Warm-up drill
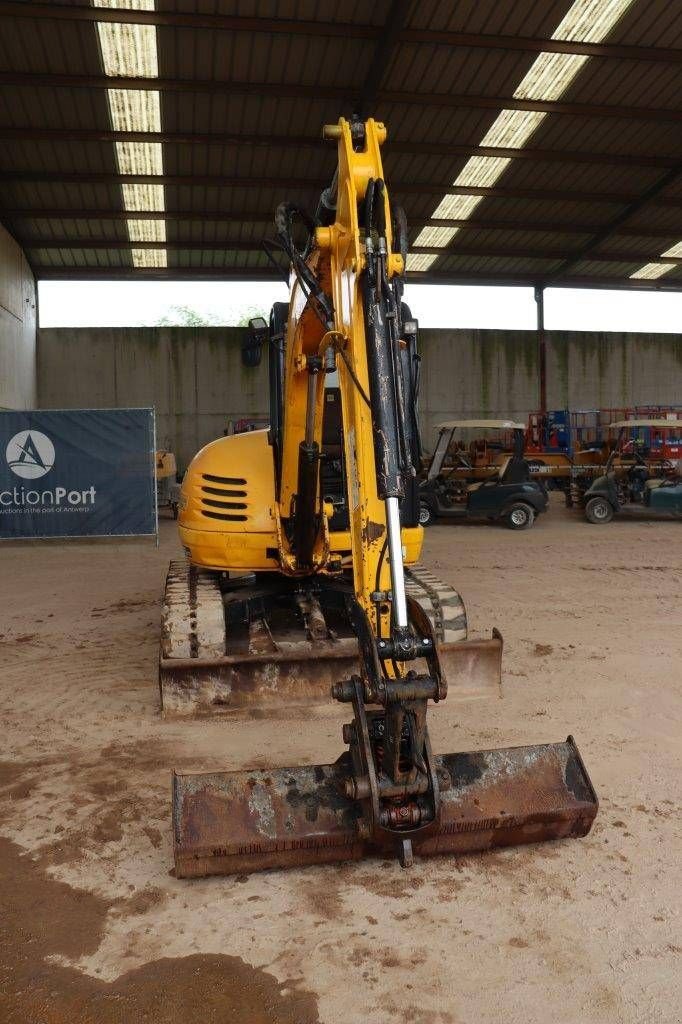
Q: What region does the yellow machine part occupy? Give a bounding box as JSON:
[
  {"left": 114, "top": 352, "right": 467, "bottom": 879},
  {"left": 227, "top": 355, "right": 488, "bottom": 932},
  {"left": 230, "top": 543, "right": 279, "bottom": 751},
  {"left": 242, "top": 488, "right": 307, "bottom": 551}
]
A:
[
  {"left": 178, "top": 428, "right": 423, "bottom": 573},
  {"left": 155, "top": 449, "right": 177, "bottom": 480}
]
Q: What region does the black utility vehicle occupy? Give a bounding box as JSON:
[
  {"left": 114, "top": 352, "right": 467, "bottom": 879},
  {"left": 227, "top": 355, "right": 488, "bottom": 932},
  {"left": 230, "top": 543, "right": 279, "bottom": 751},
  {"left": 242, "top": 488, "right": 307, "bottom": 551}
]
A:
[{"left": 419, "top": 420, "right": 548, "bottom": 530}]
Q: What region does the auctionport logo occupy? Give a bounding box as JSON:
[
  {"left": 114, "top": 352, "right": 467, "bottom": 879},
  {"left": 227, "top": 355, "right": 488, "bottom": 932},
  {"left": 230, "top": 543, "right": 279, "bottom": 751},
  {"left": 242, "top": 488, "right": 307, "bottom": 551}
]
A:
[
  {"left": 2, "top": 428, "right": 96, "bottom": 513},
  {"left": 5, "top": 430, "right": 55, "bottom": 479}
]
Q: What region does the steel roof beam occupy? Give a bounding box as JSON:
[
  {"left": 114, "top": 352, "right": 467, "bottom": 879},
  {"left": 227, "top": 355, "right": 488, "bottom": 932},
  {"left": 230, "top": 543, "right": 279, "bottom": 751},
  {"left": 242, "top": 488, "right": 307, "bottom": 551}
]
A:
[
  {"left": 25, "top": 239, "right": 279, "bottom": 252},
  {"left": 547, "top": 163, "right": 682, "bottom": 280},
  {"left": 2, "top": 71, "right": 682, "bottom": 123},
  {"left": 5, "top": 208, "right": 682, "bottom": 240},
  {"left": 0, "top": 125, "right": 676, "bottom": 170},
  {"left": 30, "top": 266, "right": 682, "bottom": 291},
  {"left": 3, "top": 2, "right": 682, "bottom": 64},
  {"left": 20, "top": 237, "right": 682, "bottom": 265},
  {"left": 409, "top": 272, "right": 682, "bottom": 292},
  {"left": 412, "top": 247, "right": 682, "bottom": 264},
  {"left": 32, "top": 267, "right": 285, "bottom": 281},
  {"left": 356, "top": 0, "right": 411, "bottom": 117},
  {"left": 6, "top": 171, "right": 682, "bottom": 207},
  {"left": 416, "top": 220, "right": 682, "bottom": 238}
]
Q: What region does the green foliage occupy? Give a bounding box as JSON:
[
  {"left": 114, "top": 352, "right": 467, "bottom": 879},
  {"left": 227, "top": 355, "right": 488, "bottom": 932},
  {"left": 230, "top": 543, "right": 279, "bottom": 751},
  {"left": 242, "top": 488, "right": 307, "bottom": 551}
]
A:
[
  {"left": 155, "top": 305, "right": 220, "bottom": 327},
  {"left": 153, "top": 303, "right": 269, "bottom": 327},
  {"left": 235, "top": 306, "right": 269, "bottom": 327}
]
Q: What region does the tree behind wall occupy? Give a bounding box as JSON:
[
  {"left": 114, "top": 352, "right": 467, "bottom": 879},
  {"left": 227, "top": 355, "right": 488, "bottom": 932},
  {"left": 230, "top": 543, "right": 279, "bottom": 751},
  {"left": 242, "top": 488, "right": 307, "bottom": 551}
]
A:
[
  {"left": 235, "top": 305, "right": 269, "bottom": 327},
  {"left": 155, "top": 305, "right": 220, "bottom": 327},
  {"left": 154, "top": 304, "right": 268, "bottom": 327}
]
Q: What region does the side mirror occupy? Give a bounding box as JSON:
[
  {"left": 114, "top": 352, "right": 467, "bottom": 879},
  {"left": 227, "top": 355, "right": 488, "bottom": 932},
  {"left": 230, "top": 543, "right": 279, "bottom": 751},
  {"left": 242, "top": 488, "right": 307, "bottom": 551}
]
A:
[{"left": 242, "top": 317, "right": 269, "bottom": 368}]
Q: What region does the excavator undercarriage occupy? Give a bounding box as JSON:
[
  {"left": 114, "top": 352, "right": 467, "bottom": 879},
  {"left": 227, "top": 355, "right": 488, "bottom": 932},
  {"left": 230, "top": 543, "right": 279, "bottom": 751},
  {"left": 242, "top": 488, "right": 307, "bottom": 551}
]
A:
[
  {"left": 166, "top": 116, "right": 597, "bottom": 877},
  {"left": 160, "top": 560, "right": 504, "bottom": 715}
]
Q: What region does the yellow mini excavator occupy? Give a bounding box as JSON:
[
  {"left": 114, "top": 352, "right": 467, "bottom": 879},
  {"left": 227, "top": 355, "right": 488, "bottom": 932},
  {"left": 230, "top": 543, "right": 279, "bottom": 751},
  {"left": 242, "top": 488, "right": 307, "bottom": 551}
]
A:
[{"left": 167, "top": 117, "right": 597, "bottom": 878}]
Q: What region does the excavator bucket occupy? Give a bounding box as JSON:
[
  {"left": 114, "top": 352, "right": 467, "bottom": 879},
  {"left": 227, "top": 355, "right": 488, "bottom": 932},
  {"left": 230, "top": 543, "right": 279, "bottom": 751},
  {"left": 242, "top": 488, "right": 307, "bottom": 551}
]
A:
[
  {"left": 173, "top": 736, "right": 597, "bottom": 878},
  {"left": 160, "top": 561, "right": 502, "bottom": 716}
]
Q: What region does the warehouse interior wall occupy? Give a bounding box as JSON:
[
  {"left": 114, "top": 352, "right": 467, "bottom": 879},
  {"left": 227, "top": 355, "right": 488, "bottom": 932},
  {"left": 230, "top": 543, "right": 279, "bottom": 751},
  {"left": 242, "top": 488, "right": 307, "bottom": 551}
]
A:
[
  {"left": 0, "top": 224, "right": 37, "bottom": 409},
  {"left": 419, "top": 328, "right": 682, "bottom": 443},
  {"left": 38, "top": 326, "right": 268, "bottom": 468},
  {"left": 38, "top": 325, "right": 682, "bottom": 469}
]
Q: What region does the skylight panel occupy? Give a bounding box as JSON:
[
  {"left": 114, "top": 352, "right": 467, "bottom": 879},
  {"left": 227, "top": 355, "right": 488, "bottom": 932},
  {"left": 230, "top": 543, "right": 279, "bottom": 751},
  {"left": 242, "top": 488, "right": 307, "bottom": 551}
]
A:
[
  {"left": 480, "top": 110, "right": 547, "bottom": 150},
  {"left": 94, "top": 0, "right": 158, "bottom": 78},
  {"left": 108, "top": 90, "right": 161, "bottom": 133},
  {"left": 406, "top": 253, "right": 441, "bottom": 272},
  {"left": 454, "top": 156, "right": 512, "bottom": 189},
  {"left": 96, "top": 21, "right": 159, "bottom": 78},
  {"left": 128, "top": 220, "right": 166, "bottom": 242},
  {"left": 115, "top": 142, "right": 163, "bottom": 176},
  {"left": 552, "top": 0, "right": 634, "bottom": 43},
  {"left": 414, "top": 226, "right": 459, "bottom": 248},
  {"left": 661, "top": 241, "right": 682, "bottom": 258},
  {"left": 630, "top": 240, "right": 682, "bottom": 281},
  {"left": 514, "top": 54, "right": 589, "bottom": 102},
  {"left": 121, "top": 183, "right": 165, "bottom": 211},
  {"left": 431, "top": 195, "right": 486, "bottom": 221},
  {"left": 629, "top": 264, "right": 672, "bottom": 280},
  {"left": 92, "top": 0, "right": 166, "bottom": 269},
  {"left": 132, "top": 249, "right": 167, "bottom": 268},
  {"left": 410, "top": 0, "right": 636, "bottom": 274}
]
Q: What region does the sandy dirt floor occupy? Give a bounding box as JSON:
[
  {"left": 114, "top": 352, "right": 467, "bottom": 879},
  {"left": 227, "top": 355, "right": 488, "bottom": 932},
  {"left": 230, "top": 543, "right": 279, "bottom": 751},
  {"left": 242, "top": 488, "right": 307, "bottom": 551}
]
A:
[{"left": 1, "top": 495, "right": 681, "bottom": 1024}]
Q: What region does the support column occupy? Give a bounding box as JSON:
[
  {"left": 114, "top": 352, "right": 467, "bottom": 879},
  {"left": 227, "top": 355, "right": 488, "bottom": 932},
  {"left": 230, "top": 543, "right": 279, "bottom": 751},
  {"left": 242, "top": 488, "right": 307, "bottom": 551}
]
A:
[{"left": 534, "top": 284, "right": 546, "bottom": 413}]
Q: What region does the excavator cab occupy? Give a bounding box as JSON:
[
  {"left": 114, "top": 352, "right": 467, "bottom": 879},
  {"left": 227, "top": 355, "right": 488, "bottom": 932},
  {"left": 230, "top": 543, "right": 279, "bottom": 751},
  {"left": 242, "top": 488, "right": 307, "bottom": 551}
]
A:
[{"left": 166, "top": 117, "right": 597, "bottom": 877}]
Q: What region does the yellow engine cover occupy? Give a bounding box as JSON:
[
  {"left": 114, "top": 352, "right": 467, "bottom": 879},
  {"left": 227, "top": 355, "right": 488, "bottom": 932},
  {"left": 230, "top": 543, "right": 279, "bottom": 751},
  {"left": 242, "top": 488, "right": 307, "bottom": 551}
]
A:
[
  {"left": 178, "top": 430, "right": 280, "bottom": 572},
  {"left": 178, "top": 428, "right": 423, "bottom": 573}
]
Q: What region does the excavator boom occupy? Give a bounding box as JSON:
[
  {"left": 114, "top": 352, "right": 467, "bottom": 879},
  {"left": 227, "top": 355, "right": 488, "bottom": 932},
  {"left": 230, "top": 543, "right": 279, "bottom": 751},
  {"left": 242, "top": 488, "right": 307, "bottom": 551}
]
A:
[{"left": 171, "top": 118, "right": 597, "bottom": 877}]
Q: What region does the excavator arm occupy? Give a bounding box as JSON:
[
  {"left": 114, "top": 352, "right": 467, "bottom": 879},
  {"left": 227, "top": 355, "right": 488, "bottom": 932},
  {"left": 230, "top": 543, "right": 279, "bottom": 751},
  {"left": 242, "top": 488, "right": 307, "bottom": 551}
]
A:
[
  {"left": 276, "top": 120, "right": 411, "bottom": 622},
  {"left": 171, "top": 117, "right": 598, "bottom": 877}
]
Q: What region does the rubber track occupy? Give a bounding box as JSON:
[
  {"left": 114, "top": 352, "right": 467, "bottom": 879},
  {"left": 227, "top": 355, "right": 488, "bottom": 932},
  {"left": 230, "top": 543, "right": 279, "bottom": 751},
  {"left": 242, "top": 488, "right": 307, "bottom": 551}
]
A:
[
  {"left": 404, "top": 563, "right": 467, "bottom": 643},
  {"left": 161, "top": 560, "right": 467, "bottom": 659},
  {"left": 161, "top": 560, "right": 224, "bottom": 659}
]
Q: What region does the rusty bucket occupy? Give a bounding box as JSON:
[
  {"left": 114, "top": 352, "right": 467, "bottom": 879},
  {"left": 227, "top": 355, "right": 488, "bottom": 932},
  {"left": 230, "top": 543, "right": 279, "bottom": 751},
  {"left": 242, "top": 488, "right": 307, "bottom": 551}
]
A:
[{"left": 173, "top": 736, "right": 597, "bottom": 878}]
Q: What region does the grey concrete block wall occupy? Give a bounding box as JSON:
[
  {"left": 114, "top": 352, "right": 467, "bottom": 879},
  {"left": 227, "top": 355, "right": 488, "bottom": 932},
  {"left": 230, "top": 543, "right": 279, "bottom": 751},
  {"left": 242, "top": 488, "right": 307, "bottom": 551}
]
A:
[
  {"left": 38, "top": 325, "right": 682, "bottom": 466},
  {"left": 38, "top": 327, "right": 268, "bottom": 467},
  {"left": 546, "top": 331, "right": 682, "bottom": 411},
  {"left": 418, "top": 329, "right": 539, "bottom": 445},
  {"left": 0, "top": 224, "right": 37, "bottom": 409}
]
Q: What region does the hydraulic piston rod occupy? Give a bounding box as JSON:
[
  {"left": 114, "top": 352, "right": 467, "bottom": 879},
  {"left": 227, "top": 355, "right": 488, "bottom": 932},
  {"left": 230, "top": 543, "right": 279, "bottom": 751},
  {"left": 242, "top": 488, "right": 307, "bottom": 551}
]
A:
[{"left": 386, "top": 495, "right": 408, "bottom": 629}]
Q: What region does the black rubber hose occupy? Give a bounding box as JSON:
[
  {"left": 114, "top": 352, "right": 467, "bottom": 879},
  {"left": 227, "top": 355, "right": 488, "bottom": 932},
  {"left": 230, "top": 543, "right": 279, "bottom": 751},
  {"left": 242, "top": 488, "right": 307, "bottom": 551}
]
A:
[
  {"left": 364, "top": 178, "right": 375, "bottom": 239},
  {"left": 375, "top": 179, "right": 386, "bottom": 237},
  {"left": 393, "top": 205, "right": 408, "bottom": 264}
]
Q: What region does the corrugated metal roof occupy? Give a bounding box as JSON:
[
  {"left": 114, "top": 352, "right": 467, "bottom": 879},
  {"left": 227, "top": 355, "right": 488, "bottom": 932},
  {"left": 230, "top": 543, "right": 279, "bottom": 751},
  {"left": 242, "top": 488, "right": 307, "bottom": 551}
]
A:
[
  {"left": 408, "top": 1, "right": 572, "bottom": 37},
  {"left": 1, "top": 0, "right": 682, "bottom": 288}
]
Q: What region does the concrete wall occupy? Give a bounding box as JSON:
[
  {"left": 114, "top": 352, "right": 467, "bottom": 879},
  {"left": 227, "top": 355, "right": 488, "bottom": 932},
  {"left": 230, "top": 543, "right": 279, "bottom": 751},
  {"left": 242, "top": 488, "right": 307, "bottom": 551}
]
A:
[
  {"left": 418, "top": 329, "right": 539, "bottom": 443},
  {"left": 0, "top": 224, "right": 37, "bottom": 409},
  {"left": 38, "top": 327, "right": 268, "bottom": 467},
  {"left": 546, "top": 330, "right": 682, "bottom": 411},
  {"left": 38, "top": 325, "right": 682, "bottom": 464},
  {"left": 418, "top": 328, "right": 682, "bottom": 445}
]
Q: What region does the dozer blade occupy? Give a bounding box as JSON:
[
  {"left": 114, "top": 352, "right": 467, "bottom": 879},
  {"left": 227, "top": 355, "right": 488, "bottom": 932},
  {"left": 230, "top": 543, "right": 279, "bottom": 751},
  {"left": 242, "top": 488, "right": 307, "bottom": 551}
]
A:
[
  {"left": 437, "top": 630, "right": 502, "bottom": 703},
  {"left": 160, "top": 560, "right": 360, "bottom": 716},
  {"left": 173, "top": 736, "right": 597, "bottom": 878},
  {"left": 160, "top": 641, "right": 360, "bottom": 716},
  {"left": 160, "top": 561, "right": 501, "bottom": 716},
  {"left": 161, "top": 633, "right": 502, "bottom": 717}
]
